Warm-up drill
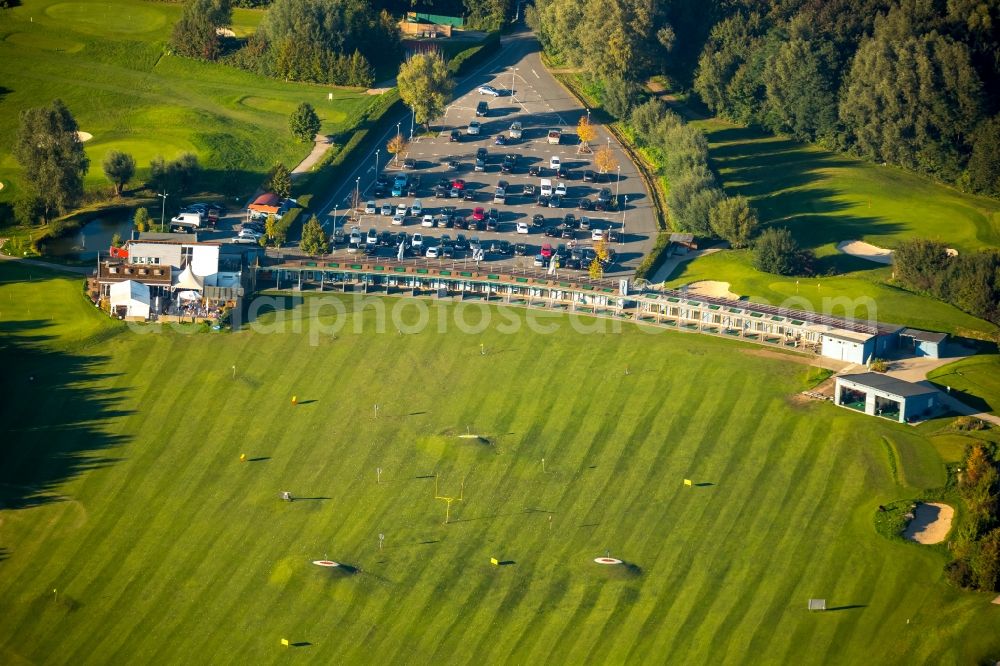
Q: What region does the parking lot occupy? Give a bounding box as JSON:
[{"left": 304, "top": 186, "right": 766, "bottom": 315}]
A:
[{"left": 310, "top": 33, "right": 658, "bottom": 278}]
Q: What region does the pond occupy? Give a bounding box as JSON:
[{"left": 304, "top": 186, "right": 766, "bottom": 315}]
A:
[{"left": 44, "top": 216, "right": 135, "bottom": 261}]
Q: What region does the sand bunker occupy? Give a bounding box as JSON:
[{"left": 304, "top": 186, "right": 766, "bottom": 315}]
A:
[
  {"left": 0, "top": 182, "right": 4, "bottom": 191},
  {"left": 837, "top": 240, "right": 893, "bottom": 264},
  {"left": 681, "top": 280, "right": 739, "bottom": 300},
  {"left": 76, "top": 131, "right": 93, "bottom": 142},
  {"left": 946, "top": 248, "right": 959, "bottom": 257},
  {"left": 903, "top": 502, "right": 954, "bottom": 544}
]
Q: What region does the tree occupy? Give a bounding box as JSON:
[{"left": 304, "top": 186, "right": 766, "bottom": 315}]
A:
[
  {"left": 588, "top": 257, "right": 604, "bottom": 279},
  {"left": 964, "top": 445, "right": 994, "bottom": 488},
  {"left": 111, "top": 232, "right": 123, "bottom": 248},
  {"left": 133, "top": 207, "right": 151, "bottom": 232},
  {"left": 594, "top": 145, "right": 618, "bottom": 174},
  {"left": 761, "top": 38, "right": 838, "bottom": 141},
  {"left": 602, "top": 76, "right": 641, "bottom": 119},
  {"left": 667, "top": 168, "right": 722, "bottom": 236},
  {"left": 630, "top": 98, "right": 669, "bottom": 143},
  {"left": 300, "top": 214, "right": 329, "bottom": 256},
  {"left": 103, "top": 150, "right": 135, "bottom": 196},
  {"left": 13, "top": 99, "right": 89, "bottom": 222},
  {"left": 13, "top": 196, "right": 43, "bottom": 226},
  {"left": 709, "top": 195, "right": 758, "bottom": 248},
  {"left": 397, "top": 53, "right": 454, "bottom": 132},
  {"left": 967, "top": 114, "right": 1000, "bottom": 196},
  {"left": 289, "top": 102, "right": 321, "bottom": 143},
  {"left": 892, "top": 239, "right": 951, "bottom": 293},
  {"left": 267, "top": 162, "right": 292, "bottom": 198},
  {"left": 752, "top": 227, "right": 811, "bottom": 275},
  {"left": 170, "top": 0, "right": 231, "bottom": 61},
  {"left": 265, "top": 213, "right": 286, "bottom": 247},
  {"left": 576, "top": 115, "right": 596, "bottom": 153},
  {"left": 387, "top": 134, "right": 408, "bottom": 165},
  {"left": 149, "top": 153, "right": 201, "bottom": 196}
]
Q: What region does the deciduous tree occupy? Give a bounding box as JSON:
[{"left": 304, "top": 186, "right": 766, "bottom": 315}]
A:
[
  {"left": 289, "top": 102, "right": 321, "bottom": 143},
  {"left": 170, "top": 0, "right": 231, "bottom": 61},
  {"left": 594, "top": 145, "right": 618, "bottom": 174},
  {"left": 133, "top": 207, "right": 150, "bottom": 232},
  {"left": 709, "top": 195, "right": 758, "bottom": 248},
  {"left": 576, "top": 115, "right": 596, "bottom": 153},
  {"left": 267, "top": 162, "right": 292, "bottom": 198},
  {"left": 13, "top": 99, "right": 89, "bottom": 222},
  {"left": 387, "top": 134, "right": 408, "bottom": 165},
  {"left": 752, "top": 227, "right": 811, "bottom": 275},
  {"left": 397, "top": 53, "right": 454, "bottom": 132},
  {"left": 103, "top": 150, "right": 135, "bottom": 196}
]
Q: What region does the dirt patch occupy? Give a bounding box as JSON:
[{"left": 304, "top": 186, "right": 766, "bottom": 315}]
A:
[
  {"left": 903, "top": 502, "right": 954, "bottom": 544},
  {"left": 76, "top": 131, "right": 93, "bottom": 142},
  {"left": 946, "top": 248, "right": 959, "bottom": 257},
  {"left": 837, "top": 240, "right": 893, "bottom": 264},
  {"left": 681, "top": 280, "right": 739, "bottom": 300}
]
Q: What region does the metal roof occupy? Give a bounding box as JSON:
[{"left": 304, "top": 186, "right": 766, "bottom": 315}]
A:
[
  {"left": 836, "top": 373, "right": 938, "bottom": 398},
  {"left": 900, "top": 328, "right": 949, "bottom": 344}
]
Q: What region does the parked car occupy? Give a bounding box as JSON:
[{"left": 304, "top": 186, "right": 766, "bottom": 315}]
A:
[
  {"left": 494, "top": 135, "right": 506, "bottom": 146},
  {"left": 435, "top": 214, "right": 451, "bottom": 228},
  {"left": 396, "top": 202, "right": 408, "bottom": 216},
  {"left": 533, "top": 254, "right": 546, "bottom": 267},
  {"left": 365, "top": 201, "right": 376, "bottom": 214},
  {"left": 531, "top": 214, "right": 545, "bottom": 228},
  {"left": 554, "top": 182, "right": 567, "bottom": 197},
  {"left": 548, "top": 195, "right": 562, "bottom": 208},
  {"left": 441, "top": 243, "right": 455, "bottom": 258},
  {"left": 523, "top": 183, "right": 537, "bottom": 196},
  {"left": 454, "top": 234, "right": 468, "bottom": 250},
  {"left": 378, "top": 231, "right": 392, "bottom": 246},
  {"left": 407, "top": 177, "right": 420, "bottom": 197},
  {"left": 411, "top": 199, "right": 423, "bottom": 216},
  {"left": 578, "top": 198, "right": 595, "bottom": 211},
  {"left": 514, "top": 242, "right": 529, "bottom": 256},
  {"left": 547, "top": 129, "right": 562, "bottom": 144},
  {"left": 591, "top": 227, "right": 606, "bottom": 241},
  {"left": 539, "top": 179, "right": 553, "bottom": 197},
  {"left": 237, "top": 228, "right": 261, "bottom": 241},
  {"left": 540, "top": 243, "right": 554, "bottom": 258},
  {"left": 560, "top": 224, "right": 575, "bottom": 239},
  {"left": 583, "top": 170, "right": 596, "bottom": 183},
  {"left": 501, "top": 154, "right": 516, "bottom": 173},
  {"left": 472, "top": 207, "right": 486, "bottom": 222},
  {"left": 577, "top": 216, "right": 589, "bottom": 230},
  {"left": 380, "top": 202, "right": 393, "bottom": 216},
  {"left": 528, "top": 165, "right": 541, "bottom": 177},
  {"left": 468, "top": 120, "right": 481, "bottom": 135},
  {"left": 509, "top": 121, "right": 523, "bottom": 139},
  {"left": 463, "top": 190, "right": 476, "bottom": 202},
  {"left": 537, "top": 194, "right": 551, "bottom": 208},
  {"left": 366, "top": 228, "right": 378, "bottom": 244},
  {"left": 453, "top": 216, "right": 468, "bottom": 230},
  {"left": 516, "top": 221, "right": 530, "bottom": 234},
  {"left": 563, "top": 213, "right": 578, "bottom": 228},
  {"left": 451, "top": 178, "right": 466, "bottom": 191},
  {"left": 392, "top": 213, "right": 405, "bottom": 226},
  {"left": 425, "top": 245, "right": 440, "bottom": 258},
  {"left": 403, "top": 158, "right": 416, "bottom": 169},
  {"left": 450, "top": 129, "right": 462, "bottom": 142},
  {"left": 490, "top": 240, "right": 513, "bottom": 256},
  {"left": 475, "top": 148, "right": 488, "bottom": 171},
  {"left": 550, "top": 155, "right": 561, "bottom": 170},
  {"left": 478, "top": 85, "right": 500, "bottom": 96},
  {"left": 476, "top": 101, "right": 489, "bottom": 117},
  {"left": 411, "top": 233, "right": 424, "bottom": 249},
  {"left": 597, "top": 187, "right": 613, "bottom": 204},
  {"left": 422, "top": 214, "right": 435, "bottom": 227}
]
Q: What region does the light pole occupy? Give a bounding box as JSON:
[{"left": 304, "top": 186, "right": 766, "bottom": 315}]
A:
[
  {"left": 410, "top": 107, "right": 414, "bottom": 141},
  {"left": 586, "top": 108, "right": 590, "bottom": 124},
  {"left": 620, "top": 194, "right": 627, "bottom": 246},
  {"left": 375, "top": 149, "right": 380, "bottom": 180},
  {"left": 511, "top": 67, "right": 516, "bottom": 99},
  {"left": 332, "top": 205, "right": 338, "bottom": 249},
  {"left": 157, "top": 191, "right": 168, "bottom": 232},
  {"left": 616, "top": 165, "right": 621, "bottom": 199},
  {"left": 354, "top": 176, "right": 361, "bottom": 216}
]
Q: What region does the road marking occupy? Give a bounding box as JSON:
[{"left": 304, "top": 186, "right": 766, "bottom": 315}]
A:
[{"left": 532, "top": 69, "right": 539, "bottom": 78}]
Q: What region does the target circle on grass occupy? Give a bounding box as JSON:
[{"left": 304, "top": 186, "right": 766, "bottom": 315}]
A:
[
  {"left": 594, "top": 557, "right": 622, "bottom": 565},
  {"left": 312, "top": 560, "right": 340, "bottom": 567}
]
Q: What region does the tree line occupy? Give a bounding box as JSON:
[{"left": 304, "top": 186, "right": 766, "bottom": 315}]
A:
[
  {"left": 947, "top": 442, "right": 1000, "bottom": 593},
  {"left": 893, "top": 239, "right": 1000, "bottom": 325},
  {"left": 529, "top": 0, "right": 1000, "bottom": 198}
]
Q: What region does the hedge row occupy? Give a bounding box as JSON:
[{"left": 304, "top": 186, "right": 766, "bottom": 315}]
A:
[{"left": 447, "top": 32, "right": 501, "bottom": 77}]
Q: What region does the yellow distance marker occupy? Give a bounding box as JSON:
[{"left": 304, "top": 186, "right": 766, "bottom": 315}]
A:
[
  {"left": 240, "top": 453, "right": 246, "bottom": 462},
  {"left": 291, "top": 396, "right": 298, "bottom": 406},
  {"left": 281, "top": 639, "right": 290, "bottom": 647},
  {"left": 684, "top": 479, "right": 693, "bottom": 487},
  {"left": 490, "top": 558, "right": 499, "bottom": 566}
]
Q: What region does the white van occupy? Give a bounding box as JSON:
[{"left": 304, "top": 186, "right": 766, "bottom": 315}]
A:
[
  {"left": 170, "top": 212, "right": 202, "bottom": 229},
  {"left": 539, "top": 179, "right": 553, "bottom": 197}
]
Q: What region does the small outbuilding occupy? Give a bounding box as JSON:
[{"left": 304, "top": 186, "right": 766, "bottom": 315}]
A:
[
  {"left": 109, "top": 279, "right": 151, "bottom": 319},
  {"left": 899, "top": 328, "right": 948, "bottom": 359},
  {"left": 835, "top": 372, "right": 940, "bottom": 423}
]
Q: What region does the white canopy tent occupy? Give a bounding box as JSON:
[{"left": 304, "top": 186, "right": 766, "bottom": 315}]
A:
[
  {"left": 109, "top": 280, "right": 151, "bottom": 319},
  {"left": 172, "top": 264, "right": 205, "bottom": 292}
]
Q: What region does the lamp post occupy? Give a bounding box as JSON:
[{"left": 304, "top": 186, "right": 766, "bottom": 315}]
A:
[
  {"left": 410, "top": 108, "right": 414, "bottom": 141},
  {"left": 375, "top": 148, "right": 380, "bottom": 180},
  {"left": 332, "top": 205, "right": 338, "bottom": 251},
  {"left": 355, "top": 176, "right": 361, "bottom": 217},
  {"left": 157, "top": 191, "right": 168, "bottom": 232},
  {"left": 616, "top": 165, "right": 621, "bottom": 199},
  {"left": 620, "top": 194, "right": 627, "bottom": 247},
  {"left": 586, "top": 107, "right": 590, "bottom": 124},
  {"left": 511, "top": 67, "right": 516, "bottom": 99}
]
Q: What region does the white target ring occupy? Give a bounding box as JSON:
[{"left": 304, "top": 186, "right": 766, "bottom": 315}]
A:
[
  {"left": 594, "top": 557, "right": 622, "bottom": 565},
  {"left": 312, "top": 560, "right": 340, "bottom": 567}
]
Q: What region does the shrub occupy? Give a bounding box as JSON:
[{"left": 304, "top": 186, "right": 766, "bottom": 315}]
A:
[{"left": 752, "top": 227, "right": 814, "bottom": 276}]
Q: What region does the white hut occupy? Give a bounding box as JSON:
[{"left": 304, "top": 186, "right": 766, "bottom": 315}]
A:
[{"left": 109, "top": 280, "right": 151, "bottom": 319}]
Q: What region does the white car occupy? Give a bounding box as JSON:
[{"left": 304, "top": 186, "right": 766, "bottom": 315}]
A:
[
  {"left": 467, "top": 121, "right": 481, "bottom": 135},
  {"left": 516, "top": 221, "right": 530, "bottom": 234},
  {"left": 366, "top": 228, "right": 378, "bottom": 245},
  {"left": 396, "top": 202, "right": 408, "bottom": 216},
  {"left": 380, "top": 202, "right": 392, "bottom": 216},
  {"left": 411, "top": 199, "right": 423, "bottom": 216},
  {"left": 365, "top": 200, "right": 376, "bottom": 214},
  {"left": 539, "top": 179, "right": 553, "bottom": 197},
  {"left": 591, "top": 227, "right": 606, "bottom": 241},
  {"left": 509, "top": 121, "right": 523, "bottom": 139},
  {"left": 421, "top": 214, "right": 435, "bottom": 227},
  {"left": 549, "top": 156, "right": 561, "bottom": 170},
  {"left": 477, "top": 85, "right": 501, "bottom": 96},
  {"left": 554, "top": 182, "right": 567, "bottom": 196},
  {"left": 391, "top": 213, "right": 405, "bottom": 226},
  {"left": 411, "top": 233, "right": 424, "bottom": 249},
  {"left": 237, "top": 228, "right": 261, "bottom": 240},
  {"left": 425, "top": 245, "right": 440, "bottom": 258}
]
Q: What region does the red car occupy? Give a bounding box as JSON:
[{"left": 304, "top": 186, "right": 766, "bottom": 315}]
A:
[
  {"left": 540, "top": 243, "right": 553, "bottom": 258},
  {"left": 450, "top": 179, "right": 466, "bottom": 191},
  {"left": 472, "top": 207, "right": 485, "bottom": 221}
]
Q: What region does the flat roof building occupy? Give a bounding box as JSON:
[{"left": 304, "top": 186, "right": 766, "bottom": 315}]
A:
[{"left": 835, "top": 372, "right": 941, "bottom": 423}]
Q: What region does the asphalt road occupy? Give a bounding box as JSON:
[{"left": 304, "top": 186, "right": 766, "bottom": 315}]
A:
[{"left": 216, "top": 28, "right": 656, "bottom": 278}]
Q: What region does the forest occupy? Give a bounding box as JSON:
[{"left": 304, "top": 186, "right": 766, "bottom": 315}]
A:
[{"left": 529, "top": 0, "right": 1000, "bottom": 198}]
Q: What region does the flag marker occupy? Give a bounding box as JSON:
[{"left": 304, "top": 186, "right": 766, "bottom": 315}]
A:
[{"left": 684, "top": 479, "right": 693, "bottom": 487}]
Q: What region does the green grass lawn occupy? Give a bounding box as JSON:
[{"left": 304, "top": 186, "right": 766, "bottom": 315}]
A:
[
  {"left": 927, "top": 355, "right": 1000, "bottom": 415},
  {"left": 664, "top": 119, "right": 999, "bottom": 339},
  {"left": 1, "top": 262, "right": 999, "bottom": 664},
  {"left": 0, "top": 0, "right": 376, "bottom": 202}
]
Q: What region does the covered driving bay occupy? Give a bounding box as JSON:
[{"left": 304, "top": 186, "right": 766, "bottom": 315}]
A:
[{"left": 834, "top": 372, "right": 940, "bottom": 423}]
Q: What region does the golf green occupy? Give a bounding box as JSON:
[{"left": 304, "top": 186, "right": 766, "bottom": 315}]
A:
[{"left": 1, "top": 263, "right": 998, "bottom": 664}]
